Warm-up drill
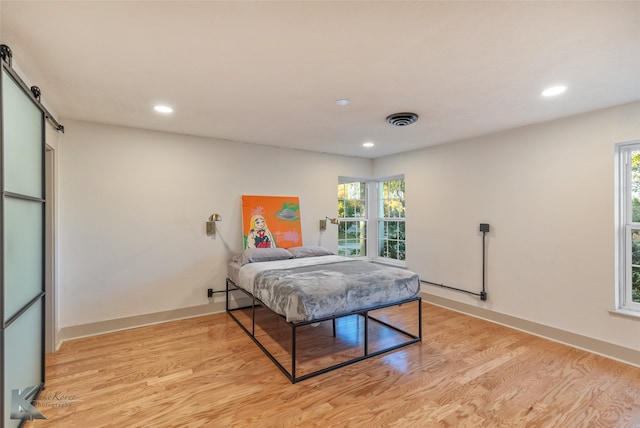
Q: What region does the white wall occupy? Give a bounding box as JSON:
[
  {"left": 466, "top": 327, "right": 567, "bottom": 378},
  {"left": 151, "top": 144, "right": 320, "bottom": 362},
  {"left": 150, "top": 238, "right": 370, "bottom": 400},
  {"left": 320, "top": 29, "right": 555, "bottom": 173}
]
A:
[
  {"left": 58, "top": 102, "right": 640, "bottom": 362},
  {"left": 374, "top": 102, "right": 640, "bottom": 353},
  {"left": 58, "top": 120, "right": 371, "bottom": 329}
]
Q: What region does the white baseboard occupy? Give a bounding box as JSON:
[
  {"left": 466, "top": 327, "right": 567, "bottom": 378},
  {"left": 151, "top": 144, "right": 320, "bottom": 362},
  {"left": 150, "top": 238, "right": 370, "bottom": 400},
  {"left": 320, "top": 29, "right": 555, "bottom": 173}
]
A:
[
  {"left": 422, "top": 292, "right": 640, "bottom": 368},
  {"left": 56, "top": 301, "right": 227, "bottom": 346}
]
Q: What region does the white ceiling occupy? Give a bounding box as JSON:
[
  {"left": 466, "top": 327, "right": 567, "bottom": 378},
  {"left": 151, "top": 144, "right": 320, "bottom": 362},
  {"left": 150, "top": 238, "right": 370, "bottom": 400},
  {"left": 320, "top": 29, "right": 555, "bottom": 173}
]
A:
[{"left": 1, "top": 1, "right": 639, "bottom": 158}]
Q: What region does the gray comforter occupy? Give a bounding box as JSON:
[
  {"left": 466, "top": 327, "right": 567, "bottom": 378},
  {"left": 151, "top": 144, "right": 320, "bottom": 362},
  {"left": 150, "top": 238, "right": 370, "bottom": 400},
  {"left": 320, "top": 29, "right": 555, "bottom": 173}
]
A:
[{"left": 245, "top": 257, "right": 420, "bottom": 323}]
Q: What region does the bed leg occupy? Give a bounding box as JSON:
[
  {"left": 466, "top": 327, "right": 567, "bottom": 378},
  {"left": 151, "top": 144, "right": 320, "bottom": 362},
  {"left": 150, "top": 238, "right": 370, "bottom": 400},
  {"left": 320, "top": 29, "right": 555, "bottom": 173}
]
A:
[
  {"left": 291, "top": 324, "right": 297, "bottom": 382},
  {"left": 225, "top": 279, "right": 229, "bottom": 312},
  {"left": 251, "top": 296, "right": 256, "bottom": 336},
  {"left": 363, "top": 311, "right": 369, "bottom": 356},
  {"left": 332, "top": 319, "right": 336, "bottom": 337},
  {"left": 419, "top": 297, "right": 423, "bottom": 339}
]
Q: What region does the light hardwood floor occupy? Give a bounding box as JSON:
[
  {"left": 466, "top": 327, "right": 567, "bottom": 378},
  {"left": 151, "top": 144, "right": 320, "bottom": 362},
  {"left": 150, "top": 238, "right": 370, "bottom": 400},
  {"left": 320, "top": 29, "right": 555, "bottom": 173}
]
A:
[{"left": 26, "top": 302, "right": 640, "bottom": 427}]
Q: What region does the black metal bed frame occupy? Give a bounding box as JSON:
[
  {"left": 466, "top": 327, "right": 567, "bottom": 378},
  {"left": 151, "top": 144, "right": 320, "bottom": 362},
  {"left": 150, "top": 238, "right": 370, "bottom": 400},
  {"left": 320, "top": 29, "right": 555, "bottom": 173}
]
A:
[{"left": 225, "top": 278, "right": 422, "bottom": 383}]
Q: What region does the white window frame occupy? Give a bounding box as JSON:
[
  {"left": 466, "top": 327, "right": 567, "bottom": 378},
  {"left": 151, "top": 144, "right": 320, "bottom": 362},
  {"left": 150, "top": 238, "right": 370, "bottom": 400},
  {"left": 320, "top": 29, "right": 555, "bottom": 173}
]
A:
[
  {"left": 337, "top": 178, "right": 368, "bottom": 258},
  {"left": 616, "top": 141, "right": 640, "bottom": 314},
  {"left": 371, "top": 175, "right": 406, "bottom": 266},
  {"left": 338, "top": 175, "right": 406, "bottom": 266}
]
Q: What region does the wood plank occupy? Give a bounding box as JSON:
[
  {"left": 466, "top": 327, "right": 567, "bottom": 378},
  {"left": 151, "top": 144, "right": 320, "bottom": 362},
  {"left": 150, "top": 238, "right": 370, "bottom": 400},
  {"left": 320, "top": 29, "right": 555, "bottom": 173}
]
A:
[{"left": 24, "top": 303, "right": 640, "bottom": 427}]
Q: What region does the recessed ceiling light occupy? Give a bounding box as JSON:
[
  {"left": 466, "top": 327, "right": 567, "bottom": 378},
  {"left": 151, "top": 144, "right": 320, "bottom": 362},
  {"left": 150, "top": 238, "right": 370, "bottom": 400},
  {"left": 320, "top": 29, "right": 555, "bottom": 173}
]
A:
[
  {"left": 335, "top": 99, "right": 350, "bottom": 106},
  {"left": 363, "top": 142, "right": 374, "bottom": 148},
  {"left": 541, "top": 85, "right": 567, "bottom": 97},
  {"left": 154, "top": 105, "right": 173, "bottom": 113}
]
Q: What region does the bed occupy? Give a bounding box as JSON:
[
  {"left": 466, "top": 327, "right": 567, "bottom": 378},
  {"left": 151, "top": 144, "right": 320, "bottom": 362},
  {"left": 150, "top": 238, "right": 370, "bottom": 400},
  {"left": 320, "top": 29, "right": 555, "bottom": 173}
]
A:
[{"left": 226, "top": 246, "right": 423, "bottom": 383}]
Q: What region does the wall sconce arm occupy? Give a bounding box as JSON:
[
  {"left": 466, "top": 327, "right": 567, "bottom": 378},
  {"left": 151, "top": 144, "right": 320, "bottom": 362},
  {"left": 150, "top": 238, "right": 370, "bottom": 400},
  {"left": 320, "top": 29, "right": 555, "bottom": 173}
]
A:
[{"left": 320, "top": 216, "right": 339, "bottom": 231}]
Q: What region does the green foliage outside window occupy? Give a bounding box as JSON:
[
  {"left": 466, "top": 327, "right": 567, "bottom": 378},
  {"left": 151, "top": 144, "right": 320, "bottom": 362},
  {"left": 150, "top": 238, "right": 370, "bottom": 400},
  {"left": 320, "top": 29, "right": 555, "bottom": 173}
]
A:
[
  {"left": 630, "top": 152, "right": 640, "bottom": 302},
  {"left": 338, "top": 220, "right": 367, "bottom": 257},
  {"left": 378, "top": 179, "right": 406, "bottom": 260},
  {"left": 338, "top": 182, "right": 366, "bottom": 218},
  {"left": 338, "top": 181, "right": 367, "bottom": 257},
  {"left": 631, "top": 228, "right": 640, "bottom": 303},
  {"left": 337, "top": 178, "right": 406, "bottom": 261}
]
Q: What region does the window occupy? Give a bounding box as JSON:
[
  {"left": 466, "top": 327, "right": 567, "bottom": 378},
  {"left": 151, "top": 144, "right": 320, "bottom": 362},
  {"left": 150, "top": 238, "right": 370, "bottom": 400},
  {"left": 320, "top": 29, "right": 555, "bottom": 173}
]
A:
[
  {"left": 337, "top": 180, "right": 367, "bottom": 257},
  {"left": 377, "top": 178, "right": 406, "bottom": 261},
  {"left": 617, "top": 142, "right": 640, "bottom": 313},
  {"left": 337, "top": 176, "right": 405, "bottom": 264}
]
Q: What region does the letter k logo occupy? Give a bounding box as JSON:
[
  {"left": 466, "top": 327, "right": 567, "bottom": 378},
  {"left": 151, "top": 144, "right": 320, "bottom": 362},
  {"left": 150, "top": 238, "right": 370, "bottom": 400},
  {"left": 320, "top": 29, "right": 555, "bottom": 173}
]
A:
[{"left": 10, "top": 386, "right": 46, "bottom": 420}]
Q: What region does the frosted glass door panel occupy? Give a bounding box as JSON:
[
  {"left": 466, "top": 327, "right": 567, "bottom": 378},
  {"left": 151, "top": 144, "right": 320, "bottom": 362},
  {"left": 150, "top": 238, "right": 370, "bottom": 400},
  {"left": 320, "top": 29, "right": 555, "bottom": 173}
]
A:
[
  {"left": 4, "top": 301, "right": 43, "bottom": 428},
  {"left": 3, "top": 197, "right": 43, "bottom": 322},
  {"left": 2, "top": 69, "right": 43, "bottom": 198}
]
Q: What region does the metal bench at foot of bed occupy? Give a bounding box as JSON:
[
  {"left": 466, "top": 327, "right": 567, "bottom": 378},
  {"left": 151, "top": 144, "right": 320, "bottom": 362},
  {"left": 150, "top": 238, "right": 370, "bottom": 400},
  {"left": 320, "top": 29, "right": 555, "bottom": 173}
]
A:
[{"left": 225, "top": 278, "right": 422, "bottom": 383}]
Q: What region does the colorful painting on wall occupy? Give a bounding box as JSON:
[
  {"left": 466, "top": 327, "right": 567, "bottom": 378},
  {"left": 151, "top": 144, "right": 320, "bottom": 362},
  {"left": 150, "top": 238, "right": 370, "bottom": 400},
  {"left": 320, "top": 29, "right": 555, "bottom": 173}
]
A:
[{"left": 241, "top": 195, "right": 302, "bottom": 249}]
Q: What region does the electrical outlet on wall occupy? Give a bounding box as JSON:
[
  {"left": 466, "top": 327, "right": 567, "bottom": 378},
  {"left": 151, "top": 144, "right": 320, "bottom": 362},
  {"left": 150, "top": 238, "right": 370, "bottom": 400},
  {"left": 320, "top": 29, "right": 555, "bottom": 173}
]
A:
[{"left": 319, "top": 219, "right": 327, "bottom": 231}]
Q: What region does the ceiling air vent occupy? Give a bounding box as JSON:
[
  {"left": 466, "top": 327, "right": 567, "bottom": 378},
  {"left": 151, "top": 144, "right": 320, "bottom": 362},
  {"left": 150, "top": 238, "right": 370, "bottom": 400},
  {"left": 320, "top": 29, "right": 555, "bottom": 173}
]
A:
[{"left": 386, "top": 112, "right": 419, "bottom": 127}]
